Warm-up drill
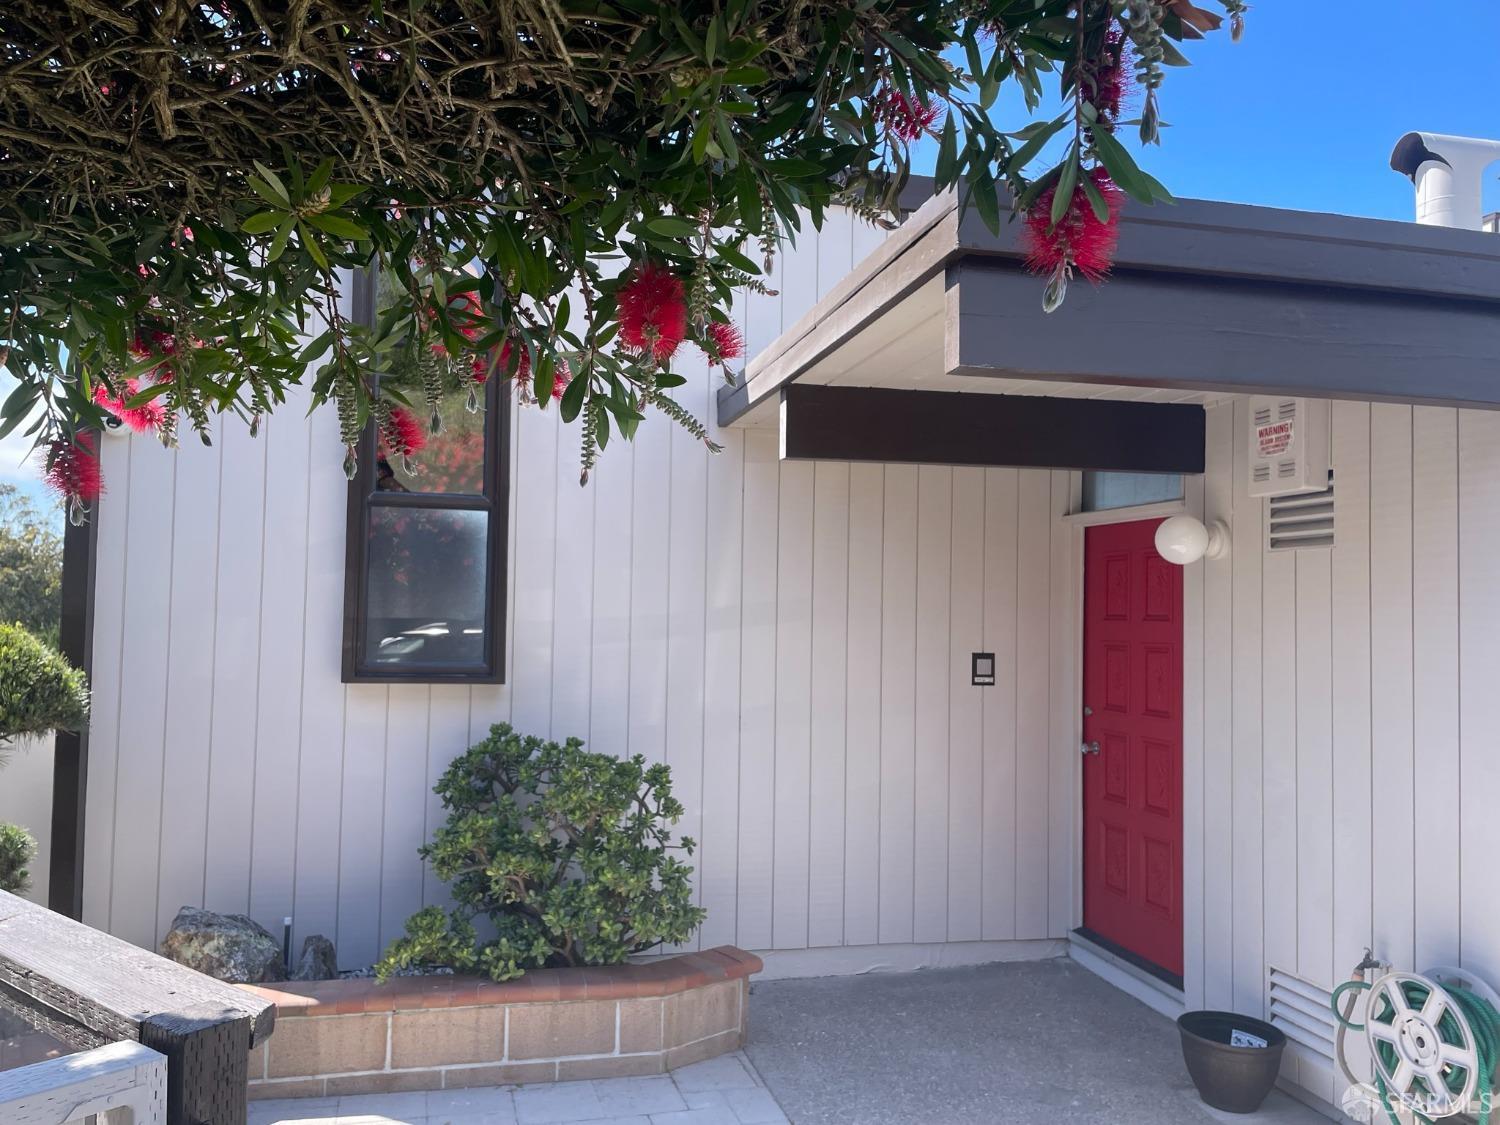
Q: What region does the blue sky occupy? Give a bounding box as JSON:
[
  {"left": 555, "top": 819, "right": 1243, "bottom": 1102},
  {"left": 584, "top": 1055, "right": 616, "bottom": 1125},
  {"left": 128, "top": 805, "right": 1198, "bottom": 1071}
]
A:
[
  {"left": 912, "top": 0, "right": 1500, "bottom": 222},
  {"left": 3, "top": 4, "right": 1496, "bottom": 512}
]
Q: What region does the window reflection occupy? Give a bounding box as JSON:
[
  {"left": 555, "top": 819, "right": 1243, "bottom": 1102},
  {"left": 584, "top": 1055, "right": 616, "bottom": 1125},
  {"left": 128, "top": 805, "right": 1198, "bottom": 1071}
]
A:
[
  {"left": 378, "top": 386, "right": 486, "bottom": 495},
  {"left": 364, "top": 507, "right": 488, "bottom": 667}
]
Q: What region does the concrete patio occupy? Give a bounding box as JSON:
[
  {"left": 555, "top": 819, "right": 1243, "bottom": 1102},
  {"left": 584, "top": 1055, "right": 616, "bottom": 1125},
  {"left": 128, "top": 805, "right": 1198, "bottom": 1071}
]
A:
[
  {"left": 249, "top": 959, "right": 1335, "bottom": 1124},
  {"left": 743, "top": 959, "right": 1329, "bottom": 1124}
]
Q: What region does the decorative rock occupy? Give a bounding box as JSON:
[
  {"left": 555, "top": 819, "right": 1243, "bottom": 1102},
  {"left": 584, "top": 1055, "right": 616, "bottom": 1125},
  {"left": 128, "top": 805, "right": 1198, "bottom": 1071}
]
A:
[
  {"left": 292, "top": 934, "right": 338, "bottom": 981},
  {"left": 160, "top": 906, "right": 287, "bottom": 983}
]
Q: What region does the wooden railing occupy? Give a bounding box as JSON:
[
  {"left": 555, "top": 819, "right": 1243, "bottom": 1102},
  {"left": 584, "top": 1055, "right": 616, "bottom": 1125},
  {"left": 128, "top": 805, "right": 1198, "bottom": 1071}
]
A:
[
  {"left": 0, "top": 1040, "right": 167, "bottom": 1124},
  {"left": 0, "top": 891, "right": 275, "bottom": 1125}
]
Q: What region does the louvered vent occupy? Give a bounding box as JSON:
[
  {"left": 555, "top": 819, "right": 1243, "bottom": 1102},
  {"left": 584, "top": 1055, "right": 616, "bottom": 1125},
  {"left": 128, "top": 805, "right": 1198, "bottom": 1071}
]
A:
[
  {"left": 1268, "top": 473, "right": 1334, "bottom": 552},
  {"left": 1268, "top": 966, "right": 1337, "bottom": 1064}
]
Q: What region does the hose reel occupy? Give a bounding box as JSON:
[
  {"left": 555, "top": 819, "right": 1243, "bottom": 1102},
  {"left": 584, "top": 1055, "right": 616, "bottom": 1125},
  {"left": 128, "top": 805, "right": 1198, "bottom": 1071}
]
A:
[
  {"left": 1365, "top": 972, "right": 1481, "bottom": 1118},
  {"left": 1334, "top": 957, "right": 1500, "bottom": 1125}
]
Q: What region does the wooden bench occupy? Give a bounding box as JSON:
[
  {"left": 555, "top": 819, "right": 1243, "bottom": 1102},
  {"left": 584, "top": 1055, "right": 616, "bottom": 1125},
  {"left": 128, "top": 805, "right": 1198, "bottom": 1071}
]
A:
[{"left": 0, "top": 891, "right": 275, "bottom": 1125}]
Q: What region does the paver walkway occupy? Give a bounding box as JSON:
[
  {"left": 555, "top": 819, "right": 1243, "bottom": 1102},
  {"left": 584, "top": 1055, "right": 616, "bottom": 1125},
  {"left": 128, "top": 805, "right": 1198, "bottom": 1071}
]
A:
[{"left": 248, "top": 1052, "right": 788, "bottom": 1125}]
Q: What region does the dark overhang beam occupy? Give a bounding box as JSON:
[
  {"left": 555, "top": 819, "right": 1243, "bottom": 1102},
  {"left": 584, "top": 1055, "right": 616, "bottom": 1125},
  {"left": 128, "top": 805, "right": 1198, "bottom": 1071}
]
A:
[
  {"left": 950, "top": 260, "right": 1500, "bottom": 410},
  {"left": 779, "top": 384, "right": 1204, "bottom": 473}
]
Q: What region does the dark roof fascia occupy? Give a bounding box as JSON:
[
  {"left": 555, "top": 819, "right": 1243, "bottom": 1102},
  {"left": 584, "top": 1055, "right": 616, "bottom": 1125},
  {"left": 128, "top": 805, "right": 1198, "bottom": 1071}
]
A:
[
  {"left": 718, "top": 191, "right": 1500, "bottom": 428},
  {"left": 956, "top": 194, "right": 1500, "bottom": 305}
]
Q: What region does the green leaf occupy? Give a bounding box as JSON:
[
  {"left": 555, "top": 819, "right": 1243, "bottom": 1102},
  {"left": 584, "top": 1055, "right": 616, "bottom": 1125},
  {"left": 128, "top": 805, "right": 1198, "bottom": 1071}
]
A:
[
  {"left": 715, "top": 242, "right": 760, "bottom": 274},
  {"left": 239, "top": 210, "right": 285, "bottom": 235},
  {"left": 1003, "top": 114, "right": 1068, "bottom": 174},
  {"left": 250, "top": 161, "right": 291, "bottom": 206},
  {"left": 297, "top": 330, "right": 334, "bottom": 364},
  {"left": 268, "top": 218, "right": 294, "bottom": 261},
  {"left": 647, "top": 215, "right": 700, "bottom": 238},
  {"left": 559, "top": 369, "right": 588, "bottom": 422},
  {"left": 1136, "top": 166, "right": 1177, "bottom": 204},
  {"left": 305, "top": 160, "right": 335, "bottom": 200},
  {"left": 1079, "top": 170, "right": 1110, "bottom": 223},
  {"left": 1090, "top": 127, "right": 1155, "bottom": 205},
  {"left": 935, "top": 114, "right": 958, "bottom": 184},
  {"left": 305, "top": 212, "right": 371, "bottom": 240},
  {"left": 533, "top": 349, "right": 554, "bottom": 405},
  {"left": 968, "top": 168, "right": 1000, "bottom": 234},
  {"left": 1050, "top": 149, "right": 1079, "bottom": 227},
  {"left": 299, "top": 224, "right": 329, "bottom": 270},
  {"left": 1159, "top": 38, "right": 1191, "bottom": 66},
  {"left": 722, "top": 65, "right": 770, "bottom": 85}
]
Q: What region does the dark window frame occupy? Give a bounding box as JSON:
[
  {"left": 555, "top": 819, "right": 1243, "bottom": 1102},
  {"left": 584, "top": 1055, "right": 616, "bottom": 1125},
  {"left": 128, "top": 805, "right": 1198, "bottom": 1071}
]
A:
[{"left": 341, "top": 269, "right": 511, "bottom": 684}]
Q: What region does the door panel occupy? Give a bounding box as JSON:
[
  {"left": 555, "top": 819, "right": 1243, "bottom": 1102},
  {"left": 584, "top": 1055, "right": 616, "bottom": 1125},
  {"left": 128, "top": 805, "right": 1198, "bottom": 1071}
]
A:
[{"left": 1082, "top": 519, "right": 1184, "bottom": 976}]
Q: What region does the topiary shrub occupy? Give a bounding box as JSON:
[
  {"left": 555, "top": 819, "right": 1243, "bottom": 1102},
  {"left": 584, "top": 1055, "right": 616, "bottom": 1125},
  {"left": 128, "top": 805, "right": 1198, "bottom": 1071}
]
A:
[
  {"left": 0, "top": 622, "right": 88, "bottom": 747},
  {"left": 0, "top": 823, "right": 36, "bottom": 894},
  {"left": 377, "top": 723, "right": 706, "bottom": 982}
]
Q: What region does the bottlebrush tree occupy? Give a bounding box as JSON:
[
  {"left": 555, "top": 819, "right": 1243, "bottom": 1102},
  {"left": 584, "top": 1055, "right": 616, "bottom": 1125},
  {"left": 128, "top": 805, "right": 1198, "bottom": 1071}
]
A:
[{"left": 0, "top": 0, "right": 1243, "bottom": 521}]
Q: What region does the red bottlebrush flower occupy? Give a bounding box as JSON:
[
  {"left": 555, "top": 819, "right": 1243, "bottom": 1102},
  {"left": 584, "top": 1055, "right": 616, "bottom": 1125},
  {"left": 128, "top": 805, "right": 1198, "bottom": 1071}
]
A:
[
  {"left": 616, "top": 262, "right": 687, "bottom": 363},
  {"left": 44, "top": 434, "right": 103, "bottom": 505},
  {"left": 500, "top": 340, "right": 531, "bottom": 388},
  {"left": 129, "top": 328, "right": 179, "bottom": 383},
  {"left": 380, "top": 406, "right": 427, "bottom": 459},
  {"left": 1022, "top": 167, "right": 1124, "bottom": 284},
  {"left": 93, "top": 377, "right": 165, "bottom": 434},
  {"left": 447, "top": 290, "right": 485, "bottom": 343},
  {"left": 702, "top": 321, "right": 745, "bottom": 365},
  {"left": 1090, "top": 30, "right": 1132, "bottom": 124},
  {"left": 424, "top": 289, "right": 487, "bottom": 360},
  {"left": 874, "top": 85, "right": 943, "bottom": 144},
  {"left": 551, "top": 359, "right": 570, "bottom": 401}
]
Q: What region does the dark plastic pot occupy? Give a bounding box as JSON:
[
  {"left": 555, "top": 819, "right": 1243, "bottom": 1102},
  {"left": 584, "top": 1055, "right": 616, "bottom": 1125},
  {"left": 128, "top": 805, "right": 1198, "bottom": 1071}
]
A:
[{"left": 1177, "top": 1010, "right": 1287, "bottom": 1114}]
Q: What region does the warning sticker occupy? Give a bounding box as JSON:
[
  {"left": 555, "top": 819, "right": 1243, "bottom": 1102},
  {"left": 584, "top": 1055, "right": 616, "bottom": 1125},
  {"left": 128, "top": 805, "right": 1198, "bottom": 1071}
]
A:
[{"left": 1256, "top": 420, "right": 1294, "bottom": 458}]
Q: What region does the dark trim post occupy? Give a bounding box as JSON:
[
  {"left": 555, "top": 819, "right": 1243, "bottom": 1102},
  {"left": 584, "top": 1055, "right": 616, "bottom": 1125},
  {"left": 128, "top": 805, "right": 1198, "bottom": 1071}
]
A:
[{"left": 49, "top": 489, "right": 99, "bottom": 919}]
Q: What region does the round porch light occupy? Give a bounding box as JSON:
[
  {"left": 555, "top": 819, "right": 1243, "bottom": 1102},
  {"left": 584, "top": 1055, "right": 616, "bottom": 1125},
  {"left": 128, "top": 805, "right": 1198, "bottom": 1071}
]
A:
[{"left": 1154, "top": 515, "right": 1230, "bottom": 565}]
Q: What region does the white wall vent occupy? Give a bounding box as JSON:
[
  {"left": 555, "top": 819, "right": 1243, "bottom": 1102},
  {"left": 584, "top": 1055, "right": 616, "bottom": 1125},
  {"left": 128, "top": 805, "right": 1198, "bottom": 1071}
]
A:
[
  {"left": 1248, "top": 396, "right": 1331, "bottom": 498},
  {"left": 1268, "top": 966, "right": 1337, "bottom": 1064},
  {"left": 1267, "top": 474, "right": 1335, "bottom": 552}
]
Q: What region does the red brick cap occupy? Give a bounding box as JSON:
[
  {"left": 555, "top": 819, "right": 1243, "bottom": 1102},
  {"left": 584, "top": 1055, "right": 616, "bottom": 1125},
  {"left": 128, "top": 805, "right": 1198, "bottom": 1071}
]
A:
[{"left": 239, "top": 946, "right": 762, "bottom": 1018}]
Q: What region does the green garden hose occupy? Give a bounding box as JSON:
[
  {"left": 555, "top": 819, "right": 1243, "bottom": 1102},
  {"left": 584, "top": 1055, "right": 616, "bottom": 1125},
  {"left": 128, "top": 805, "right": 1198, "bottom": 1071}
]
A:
[{"left": 1332, "top": 974, "right": 1500, "bottom": 1125}]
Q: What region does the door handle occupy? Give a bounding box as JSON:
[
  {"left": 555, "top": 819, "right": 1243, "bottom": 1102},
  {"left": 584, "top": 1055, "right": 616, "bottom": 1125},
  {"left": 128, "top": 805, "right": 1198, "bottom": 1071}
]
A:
[{"left": 1080, "top": 741, "right": 1100, "bottom": 756}]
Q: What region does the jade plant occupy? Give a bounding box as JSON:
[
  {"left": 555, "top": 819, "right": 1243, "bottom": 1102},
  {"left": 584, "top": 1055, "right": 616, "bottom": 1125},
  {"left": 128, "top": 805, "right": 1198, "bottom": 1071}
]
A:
[
  {"left": 377, "top": 723, "right": 705, "bottom": 982},
  {"left": 0, "top": 622, "right": 87, "bottom": 895},
  {"left": 0, "top": 824, "right": 36, "bottom": 895},
  {"left": 0, "top": 622, "right": 89, "bottom": 749}
]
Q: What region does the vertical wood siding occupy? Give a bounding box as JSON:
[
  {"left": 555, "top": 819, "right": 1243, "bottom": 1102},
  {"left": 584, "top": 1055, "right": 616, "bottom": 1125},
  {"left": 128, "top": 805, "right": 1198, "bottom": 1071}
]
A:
[
  {"left": 1184, "top": 397, "right": 1500, "bottom": 1108},
  {"left": 81, "top": 230, "right": 1500, "bottom": 1116},
  {"left": 82, "top": 218, "right": 1075, "bottom": 966}
]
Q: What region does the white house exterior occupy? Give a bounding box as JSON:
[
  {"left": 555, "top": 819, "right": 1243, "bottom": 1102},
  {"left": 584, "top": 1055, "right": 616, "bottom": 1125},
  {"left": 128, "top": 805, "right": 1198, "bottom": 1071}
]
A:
[{"left": 32, "top": 137, "right": 1500, "bottom": 1115}]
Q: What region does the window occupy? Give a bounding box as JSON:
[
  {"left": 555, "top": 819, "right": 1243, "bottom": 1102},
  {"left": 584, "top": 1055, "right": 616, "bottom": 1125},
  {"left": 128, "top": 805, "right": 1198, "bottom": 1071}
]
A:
[
  {"left": 1080, "top": 471, "right": 1184, "bottom": 513},
  {"left": 342, "top": 272, "right": 510, "bottom": 683}
]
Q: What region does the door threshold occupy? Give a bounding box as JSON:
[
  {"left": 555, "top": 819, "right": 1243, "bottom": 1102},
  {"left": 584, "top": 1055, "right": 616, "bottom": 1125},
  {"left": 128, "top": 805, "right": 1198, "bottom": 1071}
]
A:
[
  {"left": 1072, "top": 927, "right": 1183, "bottom": 991},
  {"left": 1069, "top": 929, "right": 1185, "bottom": 1021}
]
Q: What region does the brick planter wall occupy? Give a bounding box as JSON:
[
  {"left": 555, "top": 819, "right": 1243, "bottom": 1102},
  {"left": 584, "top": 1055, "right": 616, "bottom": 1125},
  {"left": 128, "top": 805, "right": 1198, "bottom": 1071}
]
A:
[{"left": 239, "top": 947, "right": 761, "bottom": 1099}]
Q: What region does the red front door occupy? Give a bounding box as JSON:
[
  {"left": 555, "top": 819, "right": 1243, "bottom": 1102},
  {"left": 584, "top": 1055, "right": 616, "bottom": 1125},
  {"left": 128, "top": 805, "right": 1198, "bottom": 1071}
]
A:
[{"left": 1082, "top": 518, "right": 1184, "bottom": 977}]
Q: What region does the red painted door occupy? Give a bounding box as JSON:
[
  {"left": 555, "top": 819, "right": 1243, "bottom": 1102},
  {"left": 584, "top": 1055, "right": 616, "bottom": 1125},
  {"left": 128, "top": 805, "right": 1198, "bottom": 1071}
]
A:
[{"left": 1082, "top": 519, "right": 1183, "bottom": 977}]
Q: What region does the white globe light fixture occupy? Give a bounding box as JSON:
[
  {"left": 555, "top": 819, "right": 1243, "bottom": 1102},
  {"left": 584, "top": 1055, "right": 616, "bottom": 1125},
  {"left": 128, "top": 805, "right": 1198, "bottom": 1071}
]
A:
[{"left": 1154, "top": 515, "right": 1230, "bottom": 565}]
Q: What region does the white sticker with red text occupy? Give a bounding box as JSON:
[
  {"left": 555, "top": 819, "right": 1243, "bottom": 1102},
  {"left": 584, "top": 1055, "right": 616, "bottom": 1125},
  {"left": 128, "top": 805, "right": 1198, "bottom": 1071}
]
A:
[{"left": 1257, "top": 420, "right": 1294, "bottom": 457}]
